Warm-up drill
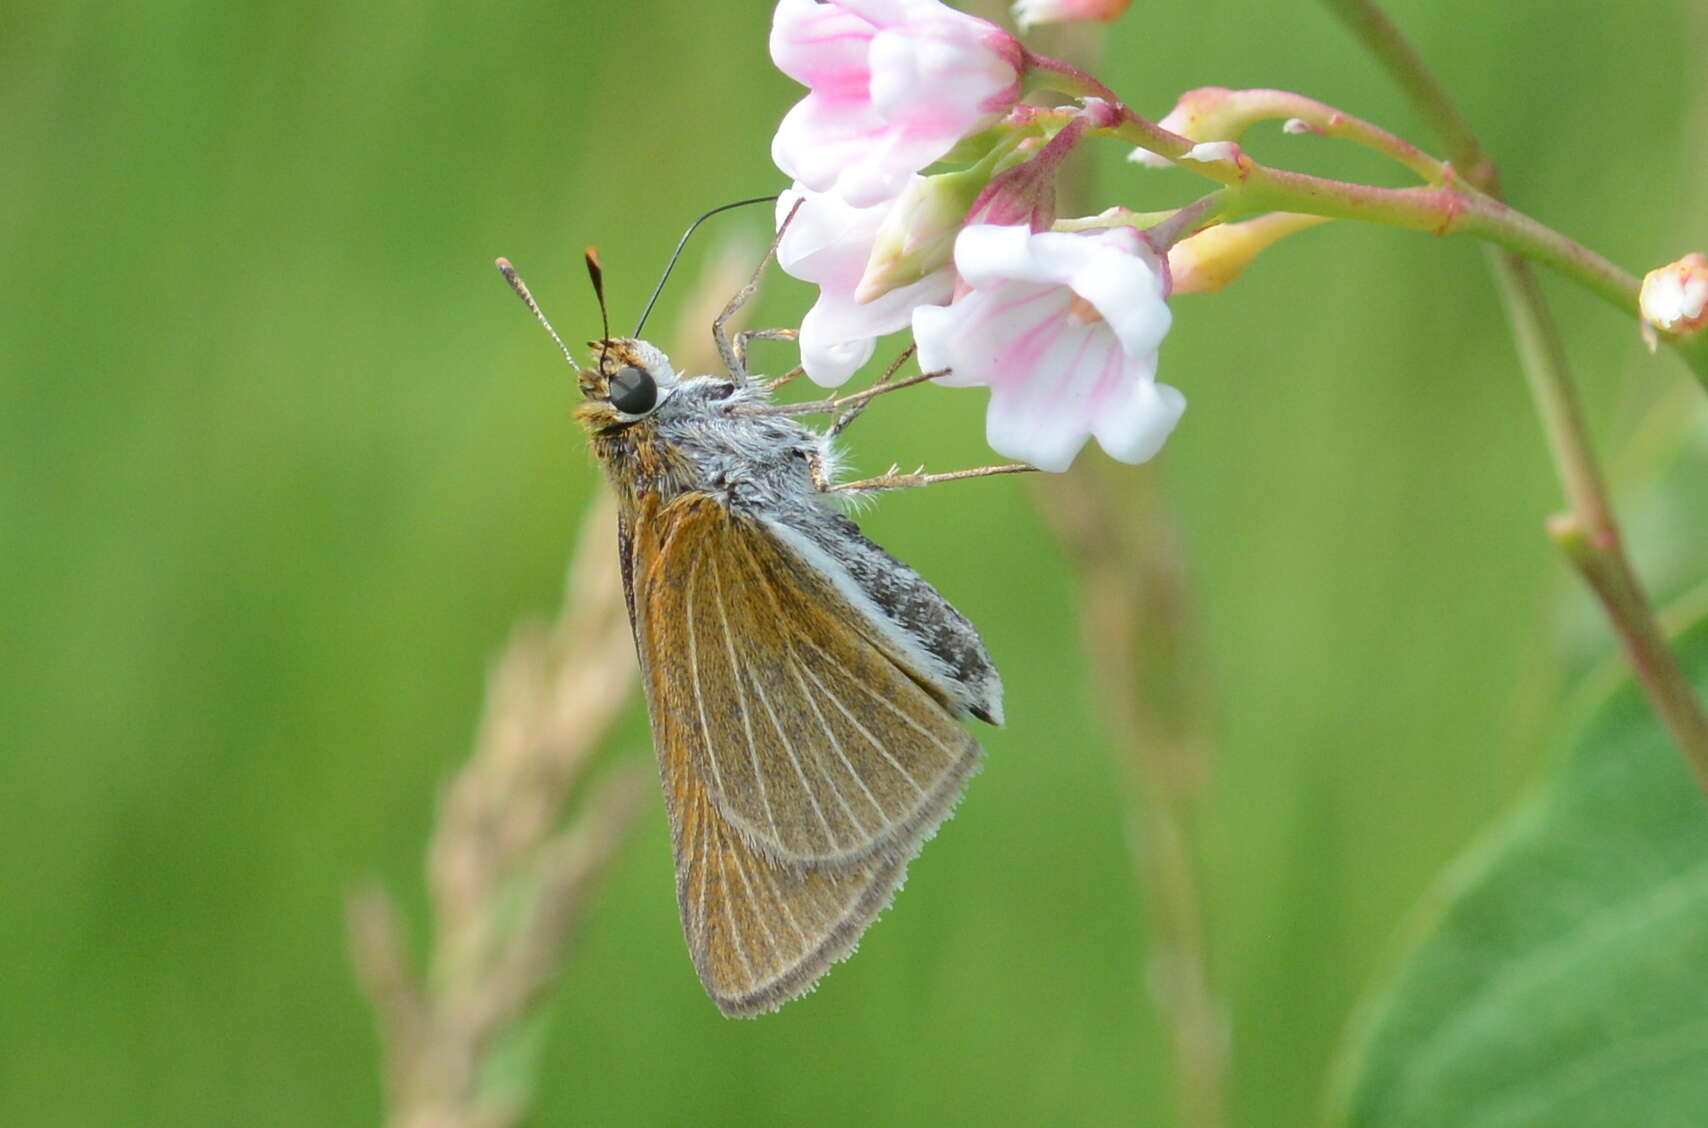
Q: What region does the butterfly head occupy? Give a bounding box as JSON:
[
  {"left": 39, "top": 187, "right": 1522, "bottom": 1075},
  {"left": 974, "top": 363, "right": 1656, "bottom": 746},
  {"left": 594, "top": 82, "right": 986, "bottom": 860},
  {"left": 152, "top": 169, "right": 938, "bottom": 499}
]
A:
[{"left": 576, "top": 337, "right": 681, "bottom": 430}]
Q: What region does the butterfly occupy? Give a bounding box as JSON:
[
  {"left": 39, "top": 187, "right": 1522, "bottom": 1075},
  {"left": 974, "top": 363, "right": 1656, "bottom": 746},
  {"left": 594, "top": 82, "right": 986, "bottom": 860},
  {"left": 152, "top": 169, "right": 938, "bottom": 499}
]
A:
[{"left": 498, "top": 236, "right": 1024, "bottom": 1017}]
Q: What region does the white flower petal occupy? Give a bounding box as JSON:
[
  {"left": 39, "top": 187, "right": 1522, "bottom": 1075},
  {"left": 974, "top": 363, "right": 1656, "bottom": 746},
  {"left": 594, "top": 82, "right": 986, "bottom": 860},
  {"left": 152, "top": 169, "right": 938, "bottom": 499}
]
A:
[
  {"left": 800, "top": 304, "right": 880, "bottom": 386},
  {"left": 777, "top": 181, "right": 891, "bottom": 279},
  {"left": 1069, "top": 238, "right": 1172, "bottom": 356},
  {"left": 1091, "top": 376, "right": 1185, "bottom": 464},
  {"left": 951, "top": 224, "right": 1048, "bottom": 288},
  {"left": 910, "top": 299, "right": 961, "bottom": 375},
  {"left": 801, "top": 267, "right": 954, "bottom": 386}
]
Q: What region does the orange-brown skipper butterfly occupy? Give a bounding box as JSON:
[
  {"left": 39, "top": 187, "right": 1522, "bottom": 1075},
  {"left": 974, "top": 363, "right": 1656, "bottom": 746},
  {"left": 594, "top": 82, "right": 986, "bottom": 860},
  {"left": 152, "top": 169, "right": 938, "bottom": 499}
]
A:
[{"left": 497, "top": 211, "right": 1008, "bottom": 1016}]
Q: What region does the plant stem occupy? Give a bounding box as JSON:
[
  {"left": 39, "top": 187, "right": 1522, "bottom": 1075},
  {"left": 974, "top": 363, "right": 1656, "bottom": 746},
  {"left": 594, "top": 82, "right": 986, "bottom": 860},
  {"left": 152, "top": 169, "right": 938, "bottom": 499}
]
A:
[
  {"left": 1102, "top": 104, "right": 1708, "bottom": 386},
  {"left": 1321, "top": 0, "right": 1708, "bottom": 787},
  {"left": 1194, "top": 163, "right": 1642, "bottom": 323},
  {"left": 1550, "top": 514, "right": 1708, "bottom": 790},
  {"left": 1159, "top": 87, "right": 1447, "bottom": 183}
]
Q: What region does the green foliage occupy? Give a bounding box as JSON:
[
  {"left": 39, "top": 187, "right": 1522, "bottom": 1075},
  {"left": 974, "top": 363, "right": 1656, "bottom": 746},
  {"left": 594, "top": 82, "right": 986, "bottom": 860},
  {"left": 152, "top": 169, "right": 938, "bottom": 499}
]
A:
[{"left": 1336, "top": 616, "right": 1708, "bottom": 1127}]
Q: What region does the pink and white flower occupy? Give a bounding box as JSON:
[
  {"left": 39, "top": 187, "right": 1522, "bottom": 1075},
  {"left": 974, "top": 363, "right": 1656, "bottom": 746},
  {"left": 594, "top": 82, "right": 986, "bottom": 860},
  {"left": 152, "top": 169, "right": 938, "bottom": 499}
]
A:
[
  {"left": 778, "top": 181, "right": 956, "bottom": 387},
  {"left": 770, "top": 0, "right": 1025, "bottom": 208},
  {"left": 912, "top": 224, "right": 1181, "bottom": 472}
]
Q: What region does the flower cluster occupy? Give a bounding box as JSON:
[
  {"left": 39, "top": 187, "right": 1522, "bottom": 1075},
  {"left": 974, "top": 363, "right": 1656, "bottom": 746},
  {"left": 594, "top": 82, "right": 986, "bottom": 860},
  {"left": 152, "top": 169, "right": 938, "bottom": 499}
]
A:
[
  {"left": 769, "top": 0, "right": 1152, "bottom": 469},
  {"left": 765, "top": 0, "right": 1322, "bottom": 471}
]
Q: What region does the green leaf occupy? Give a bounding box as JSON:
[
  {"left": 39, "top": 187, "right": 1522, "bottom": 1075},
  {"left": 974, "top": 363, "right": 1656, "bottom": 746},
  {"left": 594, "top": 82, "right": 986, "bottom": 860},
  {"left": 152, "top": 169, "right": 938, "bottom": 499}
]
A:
[{"left": 1333, "top": 617, "right": 1708, "bottom": 1127}]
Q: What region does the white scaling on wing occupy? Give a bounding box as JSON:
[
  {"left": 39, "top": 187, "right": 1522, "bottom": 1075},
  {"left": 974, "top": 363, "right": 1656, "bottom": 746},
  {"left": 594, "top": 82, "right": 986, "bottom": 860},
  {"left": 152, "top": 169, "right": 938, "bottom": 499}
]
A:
[
  {"left": 794, "top": 652, "right": 929, "bottom": 801},
  {"left": 720, "top": 859, "right": 758, "bottom": 984},
  {"left": 783, "top": 660, "right": 878, "bottom": 841},
  {"left": 682, "top": 557, "right": 733, "bottom": 804},
  {"left": 764, "top": 518, "right": 975, "bottom": 715},
  {"left": 781, "top": 649, "right": 888, "bottom": 830},
  {"left": 791, "top": 630, "right": 959, "bottom": 758},
  {"left": 724, "top": 839, "right": 782, "bottom": 972},
  {"left": 690, "top": 797, "right": 712, "bottom": 947},
  {"left": 743, "top": 634, "right": 843, "bottom": 853},
  {"left": 706, "top": 551, "right": 785, "bottom": 846},
  {"left": 757, "top": 859, "right": 810, "bottom": 948}
]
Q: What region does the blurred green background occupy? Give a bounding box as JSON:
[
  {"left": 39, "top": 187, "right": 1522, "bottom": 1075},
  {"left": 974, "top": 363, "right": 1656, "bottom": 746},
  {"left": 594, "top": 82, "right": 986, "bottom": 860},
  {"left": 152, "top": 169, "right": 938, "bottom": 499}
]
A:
[{"left": 4, "top": 0, "right": 1705, "bottom": 1124}]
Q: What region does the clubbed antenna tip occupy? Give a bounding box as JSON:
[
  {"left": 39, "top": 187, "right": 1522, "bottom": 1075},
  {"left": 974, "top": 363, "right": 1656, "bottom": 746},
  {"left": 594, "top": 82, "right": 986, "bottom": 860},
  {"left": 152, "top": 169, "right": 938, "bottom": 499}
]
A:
[{"left": 495, "top": 257, "right": 578, "bottom": 370}]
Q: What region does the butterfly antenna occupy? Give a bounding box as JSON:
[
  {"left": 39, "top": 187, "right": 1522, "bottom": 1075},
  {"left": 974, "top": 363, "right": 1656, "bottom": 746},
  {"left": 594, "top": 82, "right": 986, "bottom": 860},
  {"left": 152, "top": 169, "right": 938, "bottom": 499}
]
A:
[
  {"left": 495, "top": 257, "right": 578, "bottom": 370},
  {"left": 633, "top": 194, "right": 780, "bottom": 338},
  {"left": 584, "top": 247, "right": 612, "bottom": 341},
  {"left": 585, "top": 247, "right": 612, "bottom": 369}
]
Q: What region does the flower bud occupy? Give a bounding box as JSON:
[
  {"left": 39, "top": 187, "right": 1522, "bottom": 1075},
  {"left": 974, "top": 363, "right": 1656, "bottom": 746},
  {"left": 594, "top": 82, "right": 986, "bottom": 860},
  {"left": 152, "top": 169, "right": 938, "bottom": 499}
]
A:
[
  {"left": 1166, "top": 213, "right": 1331, "bottom": 295},
  {"left": 1639, "top": 253, "right": 1708, "bottom": 341},
  {"left": 855, "top": 172, "right": 983, "bottom": 304},
  {"left": 963, "top": 110, "right": 1105, "bottom": 233},
  {"left": 1012, "top": 0, "right": 1134, "bottom": 30}
]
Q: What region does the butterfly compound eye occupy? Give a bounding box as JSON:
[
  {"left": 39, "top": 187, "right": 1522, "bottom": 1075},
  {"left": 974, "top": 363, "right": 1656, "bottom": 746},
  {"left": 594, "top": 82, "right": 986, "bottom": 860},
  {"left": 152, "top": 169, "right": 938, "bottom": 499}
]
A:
[{"left": 608, "top": 365, "right": 658, "bottom": 415}]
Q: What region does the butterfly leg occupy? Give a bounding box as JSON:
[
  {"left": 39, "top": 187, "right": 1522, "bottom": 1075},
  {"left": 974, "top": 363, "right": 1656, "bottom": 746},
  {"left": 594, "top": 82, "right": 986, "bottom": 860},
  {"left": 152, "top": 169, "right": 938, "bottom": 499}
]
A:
[
  {"left": 827, "top": 462, "right": 1037, "bottom": 494},
  {"left": 735, "top": 327, "right": 799, "bottom": 374},
  {"left": 715, "top": 199, "right": 805, "bottom": 384},
  {"left": 761, "top": 364, "right": 806, "bottom": 394},
  {"left": 747, "top": 368, "right": 941, "bottom": 419},
  {"left": 828, "top": 344, "right": 916, "bottom": 438}
]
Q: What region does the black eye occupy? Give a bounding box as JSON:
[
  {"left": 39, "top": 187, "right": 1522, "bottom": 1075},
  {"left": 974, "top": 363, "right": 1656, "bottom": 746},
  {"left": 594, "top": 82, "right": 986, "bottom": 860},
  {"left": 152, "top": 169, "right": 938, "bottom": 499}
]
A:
[{"left": 608, "top": 365, "right": 658, "bottom": 415}]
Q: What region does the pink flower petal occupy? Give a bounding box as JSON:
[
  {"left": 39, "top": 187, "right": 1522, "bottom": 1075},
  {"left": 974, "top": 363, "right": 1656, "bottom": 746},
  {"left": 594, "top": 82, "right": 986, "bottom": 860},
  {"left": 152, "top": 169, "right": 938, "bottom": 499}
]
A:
[
  {"left": 772, "top": 95, "right": 889, "bottom": 199},
  {"left": 769, "top": 0, "right": 1021, "bottom": 206},
  {"left": 867, "top": 25, "right": 1013, "bottom": 125},
  {"left": 770, "top": 0, "right": 875, "bottom": 91}
]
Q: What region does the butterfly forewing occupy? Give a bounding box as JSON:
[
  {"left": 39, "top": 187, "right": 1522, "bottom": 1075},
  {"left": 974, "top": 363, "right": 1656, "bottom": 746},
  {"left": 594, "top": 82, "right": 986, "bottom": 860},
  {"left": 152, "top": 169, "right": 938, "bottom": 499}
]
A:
[
  {"left": 640, "top": 495, "right": 980, "bottom": 864},
  {"left": 629, "top": 493, "right": 982, "bottom": 1014}
]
